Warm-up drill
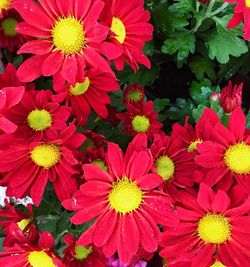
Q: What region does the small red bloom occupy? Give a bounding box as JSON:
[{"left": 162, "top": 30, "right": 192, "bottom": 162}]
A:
[
  {"left": 122, "top": 83, "right": 145, "bottom": 105},
  {"left": 0, "top": 231, "right": 64, "bottom": 267},
  {"left": 220, "top": 80, "right": 243, "bottom": 113},
  {"left": 5, "top": 90, "right": 71, "bottom": 141},
  {"left": 13, "top": 0, "right": 113, "bottom": 84},
  {"left": 0, "top": 9, "right": 27, "bottom": 52},
  {"left": 0, "top": 85, "right": 25, "bottom": 133},
  {"left": 196, "top": 108, "right": 250, "bottom": 191},
  {"left": 53, "top": 68, "right": 119, "bottom": 124},
  {"left": 101, "top": 0, "right": 153, "bottom": 71},
  {"left": 63, "top": 137, "right": 177, "bottom": 263},
  {"left": 160, "top": 183, "right": 250, "bottom": 266},
  {"left": 117, "top": 101, "right": 163, "bottom": 139},
  {"left": 226, "top": 0, "right": 250, "bottom": 39},
  {"left": 0, "top": 124, "right": 85, "bottom": 206},
  {"left": 62, "top": 234, "right": 106, "bottom": 267}
]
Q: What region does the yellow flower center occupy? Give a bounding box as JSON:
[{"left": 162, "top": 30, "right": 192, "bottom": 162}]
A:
[
  {"left": 28, "top": 250, "right": 56, "bottom": 267},
  {"left": 70, "top": 77, "right": 90, "bottom": 96},
  {"left": 210, "top": 261, "right": 225, "bottom": 267},
  {"left": 92, "top": 159, "right": 108, "bottom": 172},
  {"left": 52, "top": 17, "right": 85, "bottom": 54},
  {"left": 224, "top": 142, "right": 250, "bottom": 174},
  {"left": 73, "top": 245, "right": 92, "bottom": 261},
  {"left": 156, "top": 156, "right": 175, "bottom": 181},
  {"left": 31, "top": 144, "right": 61, "bottom": 169},
  {"left": 127, "top": 90, "right": 142, "bottom": 102},
  {"left": 198, "top": 214, "right": 231, "bottom": 244},
  {"left": 131, "top": 115, "right": 150, "bottom": 133},
  {"left": 246, "top": 0, "right": 250, "bottom": 8},
  {"left": 109, "top": 178, "right": 143, "bottom": 214},
  {"left": 27, "top": 109, "right": 52, "bottom": 131},
  {"left": 110, "top": 17, "right": 126, "bottom": 44},
  {"left": 0, "top": 0, "right": 10, "bottom": 12},
  {"left": 1, "top": 18, "right": 17, "bottom": 36},
  {"left": 17, "top": 218, "right": 31, "bottom": 232},
  {"left": 188, "top": 139, "right": 202, "bottom": 152}
]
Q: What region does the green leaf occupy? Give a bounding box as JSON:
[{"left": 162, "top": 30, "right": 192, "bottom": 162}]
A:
[
  {"left": 169, "top": 0, "right": 194, "bottom": 14},
  {"left": 189, "top": 56, "right": 216, "bottom": 81},
  {"left": 204, "top": 17, "right": 248, "bottom": 64},
  {"left": 154, "top": 98, "right": 170, "bottom": 112},
  {"left": 162, "top": 32, "right": 195, "bottom": 61},
  {"left": 189, "top": 80, "right": 213, "bottom": 104},
  {"left": 192, "top": 104, "right": 206, "bottom": 122}
]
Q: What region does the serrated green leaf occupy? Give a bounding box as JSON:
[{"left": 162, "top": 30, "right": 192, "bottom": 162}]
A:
[
  {"left": 169, "top": 0, "right": 194, "bottom": 14},
  {"left": 204, "top": 18, "right": 248, "bottom": 64},
  {"left": 162, "top": 32, "right": 195, "bottom": 61}
]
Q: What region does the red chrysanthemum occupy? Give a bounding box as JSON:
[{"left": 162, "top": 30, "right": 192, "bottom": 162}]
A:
[
  {"left": 53, "top": 68, "right": 119, "bottom": 125},
  {"left": 160, "top": 183, "right": 250, "bottom": 266},
  {"left": 172, "top": 108, "right": 220, "bottom": 153},
  {"left": 0, "top": 124, "right": 85, "bottom": 206},
  {"left": 122, "top": 83, "right": 145, "bottom": 105},
  {"left": 4, "top": 89, "right": 71, "bottom": 141},
  {"left": 62, "top": 234, "right": 106, "bottom": 267},
  {"left": 0, "top": 9, "right": 27, "bottom": 52},
  {"left": 225, "top": 0, "right": 250, "bottom": 39},
  {"left": 13, "top": 0, "right": 113, "bottom": 84},
  {"left": 0, "top": 85, "right": 25, "bottom": 133},
  {"left": 63, "top": 137, "right": 177, "bottom": 263},
  {"left": 150, "top": 134, "right": 197, "bottom": 197},
  {"left": 196, "top": 108, "right": 250, "bottom": 191},
  {"left": 0, "top": 231, "right": 64, "bottom": 267},
  {"left": 117, "top": 101, "right": 163, "bottom": 139},
  {"left": 101, "top": 0, "right": 153, "bottom": 71}
]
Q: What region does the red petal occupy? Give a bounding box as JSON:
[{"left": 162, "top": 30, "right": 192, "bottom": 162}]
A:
[
  {"left": 197, "top": 183, "right": 215, "bottom": 212},
  {"left": 60, "top": 55, "right": 78, "bottom": 84},
  {"left": 211, "top": 190, "right": 230, "bottom": 214},
  {"left": 42, "top": 51, "right": 64, "bottom": 76},
  {"left": 137, "top": 174, "right": 162, "bottom": 190},
  {"left": 18, "top": 40, "right": 53, "bottom": 55},
  {"left": 228, "top": 107, "right": 245, "bottom": 141},
  {"left": 83, "top": 164, "right": 114, "bottom": 183}
]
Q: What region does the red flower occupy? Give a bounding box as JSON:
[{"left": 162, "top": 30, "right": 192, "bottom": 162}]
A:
[
  {"left": 196, "top": 108, "right": 250, "bottom": 191},
  {"left": 63, "top": 137, "right": 177, "bottom": 263},
  {"left": 0, "top": 9, "right": 27, "bottom": 52},
  {"left": 160, "top": 183, "right": 250, "bottom": 266},
  {"left": 122, "top": 83, "right": 145, "bottom": 105},
  {"left": 13, "top": 0, "right": 112, "bottom": 84},
  {"left": 117, "top": 101, "right": 163, "bottom": 139},
  {"left": 5, "top": 90, "right": 71, "bottom": 141},
  {"left": 53, "top": 68, "right": 119, "bottom": 124},
  {"left": 150, "top": 134, "right": 197, "bottom": 197},
  {"left": 0, "top": 231, "right": 64, "bottom": 267},
  {"left": 0, "top": 124, "right": 85, "bottom": 206},
  {"left": 101, "top": 0, "right": 153, "bottom": 71},
  {"left": 62, "top": 234, "right": 106, "bottom": 267},
  {"left": 172, "top": 108, "right": 220, "bottom": 152},
  {"left": 0, "top": 86, "right": 25, "bottom": 133},
  {"left": 226, "top": 0, "right": 250, "bottom": 39},
  {"left": 220, "top": 80, "right": 243, "bottom": 113}
]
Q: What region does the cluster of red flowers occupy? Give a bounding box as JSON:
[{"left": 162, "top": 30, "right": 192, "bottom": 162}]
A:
[{"left": 0, "top": 1, "right": 250, "bottom": 267}]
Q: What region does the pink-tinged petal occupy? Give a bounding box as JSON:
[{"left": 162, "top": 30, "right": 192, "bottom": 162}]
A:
[
  {"left": 225, "top": 197, "right": 250, "bottom": 217},
  {"left": 16, "top": 22, "right": 50, "bottom": 38},
  {"left": 0, "top": 117, "right": 17, "bottom": 134},
  {"left": 231, "top": 217, "right": 250, "bottom": 234},
  {"left": 225, "top": 241, "right": 250, "bottom": 266},
  {"left": 60, "top": 55, "right": 78, "bottom": 84},
  {"left": 17, "top": 55, "right": 47, "bottom": 82},
  {"left": 18, "top": 40, "right": 53, "bottom": 55},
  {"left": 84, "top": 1, "right": 105, "bottom": 31},
  {"left": 3, "top": 86, "right": 25, "bottom": 108},
  {"left": 133, "top": 211, "right": 158, "bottom": 252},
  {"left": 70, "top": 201, "right": 107, "bottom": 225},
  {"left": 99, "top": 42, "right": 123, "bottom": 60},
  {"left": 12, "top": 0, "right": 53, "bottom": 30},
  {"left": 75, "top": 0, "right": 92, "bottom": 20},
  {"left": 228, "top": 107, "right": 246, "bottom": 141},
  {"left": 227, "top": 13, "right": 242, "bottom": 28},
  {"left": 55, "top": 0, "right": 71, "bottom": 17},
  {"left": 83, "top": 164, "right": 114, "bottom": 183},
  {"left": 137, "top": 174, "right": 162, "bottom": 190},
  {"left": 93, "top": 209, "right": 117, "bottom": 247},
  {"left": 117, "top": 214, "right": 139, "bottom": 263},
  {"left": 78, "top": 181, "right": 111, "bottom": 197},
  {"left": 42, "top": 51, "right": 64, "bottom": 76},
  {"left": 127, "top": 150, "right": 153, "bottom": 180},
  {"left": 176, "top": 207, "right": 202, "bottom": 221},
  {"left": 39, "top": 231, "right": 54, "bottom": 250},
  {"left": 218, "top": 244, "right": 238, "bottom": 267},
  {"left": 30, "top": 169, "right": 49, "bottom": 206},
  {"left": 78, "top": 223, "right": 96, "bottom": 246},
  {"left": 106, "top": 142, "right": 124, "bottom": 179},
  {"left": 195, "top": 152, "right": 224, "bottom": 168},
  {"left": 205, "top": 167, "right": 229, "bottom": 187},
  {"left": 197, "top": 183, "right": 215, "bottom": 212},
  {"left": 191, "top": 244, "right": 215, "bottom": 267},
  {"left": 211, "top": 190, "right": 230, "bottom": 214}
]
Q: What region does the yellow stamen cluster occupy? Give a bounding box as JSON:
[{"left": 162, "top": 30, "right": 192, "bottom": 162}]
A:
[
  {"left": 156, "top": 155, "right": 175, "bottom": 181},
  {"left": 131, "top": 115, "right": 150, "bottom": 133},
  {"left": 188, "top": 139, "right": 202, "bottom": 152},
  {"left": 28, "top": 250, "right": 56, "bottom": 267},
  {"left": 70, "top": 77, "right": 90, "bottom": 96},
  {"left": 27, "top": 109, "right": 52, "bottom": 131},
  {"left": 110, "top": 17, "right": 126, "bottom": 44},
  {"left": 73, "top": 245, "right": 92, "bottom": 260}
]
